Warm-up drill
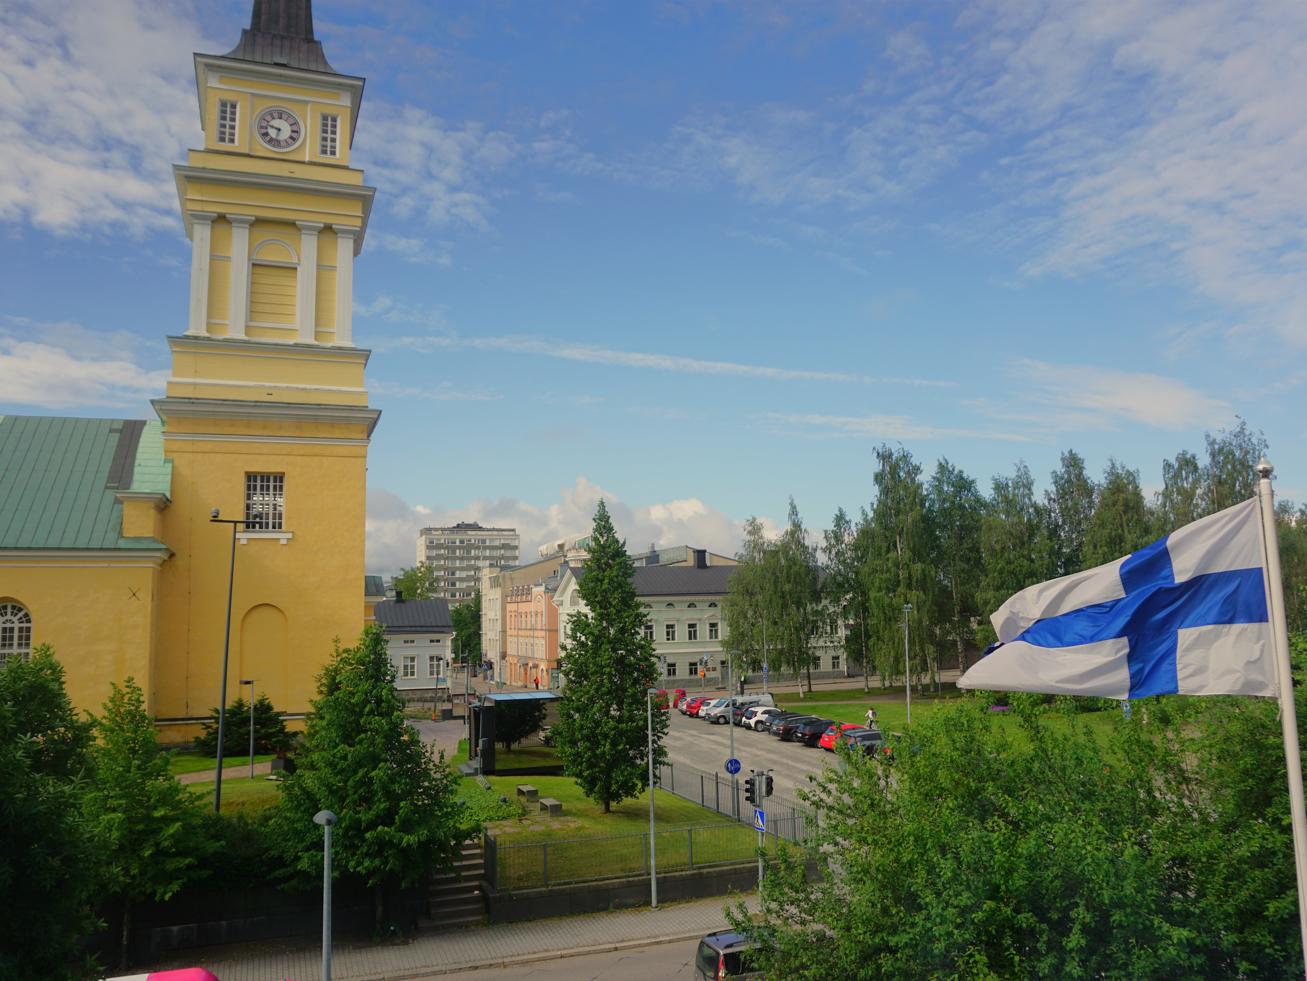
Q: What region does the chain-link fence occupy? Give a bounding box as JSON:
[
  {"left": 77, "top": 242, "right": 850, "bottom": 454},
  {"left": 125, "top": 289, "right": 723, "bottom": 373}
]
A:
[
  {"left": 655, "top": 760, "right": 814, "bottom": 842},
  {"left": 487, "top": 822, "right": 757, "bottom": 890}
]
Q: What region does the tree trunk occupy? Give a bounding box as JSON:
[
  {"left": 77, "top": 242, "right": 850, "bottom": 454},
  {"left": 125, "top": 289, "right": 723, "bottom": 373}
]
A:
[
  {"left": 119, "top": 899, "right": 132, "bottom": 970},
  {"left": 805, "top": 663, "right": 812, "bottom": 694},
  {"left": 375, "top": 882, "right": 385, "bottom": 936},
  {"left": 603, "top": 798, "right": 611, "bottom": 814},
  {"left": 860, "top": 620, "right": 870, "bottom": 693}
]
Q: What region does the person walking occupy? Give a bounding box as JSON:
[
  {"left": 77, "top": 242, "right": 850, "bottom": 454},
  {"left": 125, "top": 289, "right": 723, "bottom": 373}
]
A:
[
  {"left": 865, "top": 706, "right": 878, "bottom": 728},
  {"left": 533, "top": 676, "right": 540, "bottom": 691}
]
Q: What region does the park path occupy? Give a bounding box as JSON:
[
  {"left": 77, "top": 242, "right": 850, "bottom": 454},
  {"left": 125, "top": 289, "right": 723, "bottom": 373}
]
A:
[{"left": 176, "top": 761, "right": 274, "bottom": 785}]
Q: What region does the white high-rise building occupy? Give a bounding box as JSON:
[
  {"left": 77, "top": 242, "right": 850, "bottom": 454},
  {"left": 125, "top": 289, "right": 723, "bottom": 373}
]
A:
[{"left": 416, "top": 522, "right": 520, "bottom": 604}]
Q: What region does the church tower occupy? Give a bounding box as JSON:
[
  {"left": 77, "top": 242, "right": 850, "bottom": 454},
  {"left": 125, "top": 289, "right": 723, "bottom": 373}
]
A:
[{"left": 152, "top": 0, "right": 379, "bottom": 729}]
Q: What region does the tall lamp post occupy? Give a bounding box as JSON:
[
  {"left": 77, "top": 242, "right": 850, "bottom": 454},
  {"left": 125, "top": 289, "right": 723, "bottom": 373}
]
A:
[
  {"left": 313, "top": 809, "right": 337, "bottom": 981},
  {"left": 240, "top": 678, "right": 256, "bottom": 780},
  {"left": 902, "top": 602, "right": 913, "bottom": 725},
  {"left": 646, "top": 687, "right": 658, "bottom": 909},
  {"left": 209, "top": 508, "right": 250, "bottom": 813}
]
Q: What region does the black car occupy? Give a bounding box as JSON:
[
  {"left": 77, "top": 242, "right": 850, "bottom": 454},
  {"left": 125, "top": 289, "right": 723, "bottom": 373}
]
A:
[
  {"left": 847, "top": 728, "right": 887, "bottom": 756},
  {"left": 793, "top": 717, "right": 836, "bottom": 747},
  {"left": 771, "top": 714, "right": 818, "bottom": 741},
  {"left": 694, "top": 929, "right": 761, "bottom": 979}
]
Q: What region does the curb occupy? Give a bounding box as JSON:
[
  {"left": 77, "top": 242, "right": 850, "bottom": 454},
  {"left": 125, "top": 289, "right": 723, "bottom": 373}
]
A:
[{"left": 352, "top": 928, "right": 712, "bottom": 979}]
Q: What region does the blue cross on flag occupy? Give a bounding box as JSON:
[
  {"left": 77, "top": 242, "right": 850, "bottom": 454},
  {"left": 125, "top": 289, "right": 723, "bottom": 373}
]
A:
[{"left": 958, "top": 498, "right": 1275, "bottom": 700}]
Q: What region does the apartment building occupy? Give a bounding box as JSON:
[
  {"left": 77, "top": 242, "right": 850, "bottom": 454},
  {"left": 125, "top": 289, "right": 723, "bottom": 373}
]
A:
[{"left": 416, "top": 522, "right": 520, "bottom": 604}]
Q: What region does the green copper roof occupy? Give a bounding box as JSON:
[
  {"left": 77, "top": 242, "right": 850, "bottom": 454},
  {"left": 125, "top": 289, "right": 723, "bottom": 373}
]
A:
[
  {"left": 364, "top": 574, "right": 385, "bottom": 598},
  {"left": 0, "top": 416, "right": 171, "bottom": 551}
]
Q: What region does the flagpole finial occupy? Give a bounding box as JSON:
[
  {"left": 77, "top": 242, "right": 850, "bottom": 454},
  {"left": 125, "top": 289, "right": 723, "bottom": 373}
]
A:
[{"left": 1256, "top": 457, "right": 1273, "bottom": 480}]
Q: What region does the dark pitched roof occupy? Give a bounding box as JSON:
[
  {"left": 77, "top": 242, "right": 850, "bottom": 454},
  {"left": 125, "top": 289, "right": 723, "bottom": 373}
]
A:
[
  {"left": 223, "top": 0, "right": 337, "bottom": 74},
  {"left": 0, "top": 416, "right": 170, "bottom": 551},
  {"left": 569, "top": 563, "right": 736, "bottom": 598},
  {"left": 374, "top": 597, "right": 452, "bottom": 632}
]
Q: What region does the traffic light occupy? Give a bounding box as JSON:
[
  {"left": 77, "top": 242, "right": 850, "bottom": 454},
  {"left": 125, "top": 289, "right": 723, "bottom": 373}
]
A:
[
  {"left": 764, "top": 774, "right": 774, "bottom": 798},
  {"left": 744, "top": 775, "right": 757, "bottom": 806}
]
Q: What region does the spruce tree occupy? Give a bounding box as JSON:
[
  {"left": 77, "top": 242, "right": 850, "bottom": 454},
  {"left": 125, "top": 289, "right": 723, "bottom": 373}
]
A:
[{"left": 554, "top": 500, "right": 667, "bottom": 813}]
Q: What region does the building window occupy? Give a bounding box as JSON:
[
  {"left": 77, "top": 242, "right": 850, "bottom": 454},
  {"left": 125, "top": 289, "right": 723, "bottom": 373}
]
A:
[
  {"left": 832, "top": 655, "right": 841, "bottom": 671},
  {"left": 402, "top": 655, "right": 416, "bottom": 679},
  {"left": 687, "top": 602, "right": 697, "bottom": 609},
  {"left": 667, "top": 662, "right": 677, "bottom": 677},
  {"left": 245, "top": 473, "right": 284, "bottom": 530},
  {"left": 402, "top": 639, "right": 415, "bottom": 645},
  {"left": 687, "top": 622, "right": 699, "bottom": 642},
  {"left": 217, "top": 99, "right": 239, "bottom": 145},
  {"left": 428, "top": 654, "right": 438, "bottom": 677},
  {"left": 643, "top": 622, "right": 654, "bottom": 641},
  {"left": 708, "top": 621, "right": 719, "bottom": 640},
  {"left": 665, "top": 622, "right": 676, "bottom": 642},
  {"left": 0, "top": 602, "right": 33, "bottom": 667}
]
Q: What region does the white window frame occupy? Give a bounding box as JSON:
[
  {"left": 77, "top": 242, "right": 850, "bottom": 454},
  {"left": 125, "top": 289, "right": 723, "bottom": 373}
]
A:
[
  {"left": 401, "top": 655, "right": 416, "bottom": 679},
  {"left": 428, "top": 654, "right": 438, "bottom": 677},
  {"left": 0, "top": 602, "right": 33, "bottom": 667},
  {"left": 217, "top": 99, "right": 239, "bottom": 145},
  {"left": 244, "top": 473, "right": 285, "bottom": 530},
  {"left": 320, "top": 113, "right": 340, "bottom": 157}
]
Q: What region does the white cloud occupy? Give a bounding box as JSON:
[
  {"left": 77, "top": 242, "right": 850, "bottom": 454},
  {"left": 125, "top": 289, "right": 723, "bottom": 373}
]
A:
[
  {"left": 366, "top": 477, "right": 755, "bottom": 576},
  {"left": 1009, "top": 358, "right": 1231, "bottom": 430},
  {"left": 0, "top": 0, "right": 210, "bottom": 235},
  {"left": 764, "top": 411, "right": 1033, "bottom": 443},
  {"left": 0, "top": 319, "right": 166, "bottom": 408},
  {"left": 368, "top": 232, "right": 454, "bottom": 267},
  {"left": 370, "top": 380, "right": 500, "bottom": 403}
]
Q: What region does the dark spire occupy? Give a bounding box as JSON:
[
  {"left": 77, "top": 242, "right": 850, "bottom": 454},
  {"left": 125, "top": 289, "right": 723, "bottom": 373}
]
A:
[{"left": 223, "top": 0, "right": 336, "bottom": 74}]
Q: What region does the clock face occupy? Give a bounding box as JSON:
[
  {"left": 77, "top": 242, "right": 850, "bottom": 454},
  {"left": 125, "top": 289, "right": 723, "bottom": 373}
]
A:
[{"left": 255, "top": 107, "right": 303, "bottom": 151}]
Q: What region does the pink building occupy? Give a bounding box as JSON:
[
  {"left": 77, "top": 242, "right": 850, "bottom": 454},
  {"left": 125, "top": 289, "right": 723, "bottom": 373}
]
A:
[{"left": 505, "top": 579, "right": 559, "bottom": 688}]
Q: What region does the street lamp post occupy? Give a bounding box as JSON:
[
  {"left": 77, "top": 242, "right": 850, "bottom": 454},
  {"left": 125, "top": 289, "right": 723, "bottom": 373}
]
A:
[
  {"left": 313, "top": 810, "right": 337, "bottom": 981},
  {"left": 646, "top": 687, "right": 658, "bottom": 909},
  {"left": 209, "top": 508, "right": 250, "bottom": 813},
  {"left": 240, "top": 678, "right": 256, "bottom": 780},
  {"left": 902, "top": 602, "right": 913, "bottom": 725}
]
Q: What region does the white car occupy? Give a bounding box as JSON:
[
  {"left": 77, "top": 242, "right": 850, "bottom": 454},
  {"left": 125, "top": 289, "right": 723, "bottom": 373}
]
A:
[
  {"left": 699, "top": 698, "right": 734, "bottom": 724},
  {"left": 742, "top": 705, "right": 782, "bottom": 730}
]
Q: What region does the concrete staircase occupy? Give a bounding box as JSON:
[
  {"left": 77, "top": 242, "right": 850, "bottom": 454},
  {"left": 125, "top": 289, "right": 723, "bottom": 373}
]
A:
[{"left": 421, "top": 840, "right": 487, "bottom": 931}]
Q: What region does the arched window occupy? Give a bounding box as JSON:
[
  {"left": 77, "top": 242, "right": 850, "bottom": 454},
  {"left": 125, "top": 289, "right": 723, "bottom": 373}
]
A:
[
  {"left": 707, "top": 601, "right": 718, "bottom": 608},
  {"left": 687, "top": 602, "right": 697, "bottom": 608},
  {"left": 0, "top": 602, "right": 33, "bottom": 667},
  {"left": 665, "top": 602, "right": 675, "bottom": 608}
]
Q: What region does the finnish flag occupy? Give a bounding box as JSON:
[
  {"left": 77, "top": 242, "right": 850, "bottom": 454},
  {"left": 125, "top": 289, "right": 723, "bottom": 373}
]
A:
[{"left": 958, "top": 498, "right": 1276, "bottom": 700}]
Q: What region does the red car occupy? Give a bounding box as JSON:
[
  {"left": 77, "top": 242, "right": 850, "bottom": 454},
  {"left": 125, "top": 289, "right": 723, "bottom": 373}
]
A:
[
  {"left": 682, "top": 695, "right": 710, "bottom": 717},
  {"left": 819, "top": 723, "right": 867, "bottom": 751}
]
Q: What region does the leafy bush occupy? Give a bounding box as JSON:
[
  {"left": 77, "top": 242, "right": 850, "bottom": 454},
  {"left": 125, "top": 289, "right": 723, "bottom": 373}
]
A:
[
  {"left": 456, "top": 782, "right": 526, "bottom": 835},
  {"left": 194, "top": 695, "right": 292, "bottom": 757}
]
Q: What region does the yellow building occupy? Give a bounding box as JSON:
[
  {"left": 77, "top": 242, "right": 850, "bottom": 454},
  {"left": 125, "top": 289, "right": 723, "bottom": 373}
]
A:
[{"left": 0, "top": 0, "right": 378, "bottom": 739}]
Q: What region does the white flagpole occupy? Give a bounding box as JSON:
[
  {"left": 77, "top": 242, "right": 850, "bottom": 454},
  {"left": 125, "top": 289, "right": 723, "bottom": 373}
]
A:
[{"left": 1256, "top": 458, "right": 1307, "bottom": 975}]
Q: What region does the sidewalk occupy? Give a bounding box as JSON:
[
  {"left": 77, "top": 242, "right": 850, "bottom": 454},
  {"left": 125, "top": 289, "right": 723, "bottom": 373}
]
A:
[
  {"left": 176, "top": 761, "right": 274, "bottom": 785},
  {"left": 143, "top": 894, "right": 752, "bottom": 980}
]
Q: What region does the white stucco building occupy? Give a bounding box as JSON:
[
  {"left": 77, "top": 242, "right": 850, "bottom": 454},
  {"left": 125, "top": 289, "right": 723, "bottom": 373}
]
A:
[{"left": 373, "top": 596, "right": 454, "bottom": 699}]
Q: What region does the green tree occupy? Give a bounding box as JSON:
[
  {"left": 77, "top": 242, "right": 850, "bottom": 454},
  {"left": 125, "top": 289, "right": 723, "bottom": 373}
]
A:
[
  {"left": 1083, "top": 459, "right": 1152, "bottom": 567},
  {"left": 823, "top": 507, "right": 874, "bottom": 691},
  {"left": 722, "top": 516, "right": 772, "bottom": 680},
  {"left": 771, "top": 499, "right": 824, "bottom": 693},
  {"left": 273, "top": 625, "right": 463, "bottom": 932},
  {"left": 1157, "top": 448, "right": 1204, "bottom": 530},
  {"left": 1045, "top": 449, "right": 1097, "bottom": 575},
  {"left": 393, "top": 561, "right": 439, "bottom": 600},
  {"left": 554, "top": 499, "right": 666, "bottom": 812},
  {"left": 925, "top": 460, "right": 983, "bottom": 673},
  {"left": 1279, "top": 501, "right": 1307, "bottom": 634},
  {"left": 862, "top": 446, "right": 937, "bottom": 687},
  {"left": 194, "top": 693, "right": 292, "bottom": 757},
  {"left": 84, "top": 678, "right": 202, "bottom": 969},
  {"left": 0, "top": 648, "right": 98, "bottom": 981},
  {"left": 977, "top": 462, "right": 1056, "bottom": 645},
  {"left": 1202, "top": 418, "right": 1268, "bottom": 513},
  {"left": 495, "top": 699, "right": 547, "bottom": 752},
  {"left": 450, "top": 591, "right": 482, "bottom": 664}
]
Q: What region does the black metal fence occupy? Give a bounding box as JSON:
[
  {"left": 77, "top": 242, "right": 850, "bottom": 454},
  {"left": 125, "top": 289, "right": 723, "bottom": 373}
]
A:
[
  {"left": 486, "top": 822, "right": 757, "bottom": 890},
  {"left": 655, "top": 760, "right": 814, "bottom": 843}
]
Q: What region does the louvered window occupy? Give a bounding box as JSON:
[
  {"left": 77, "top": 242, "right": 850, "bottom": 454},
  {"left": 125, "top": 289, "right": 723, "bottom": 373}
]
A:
[
  {"left": 245, "top": 473, "right": 285, "bottom": 530},
  {"left": 217, "top": 100, "right": 239, "bottom": 145}
]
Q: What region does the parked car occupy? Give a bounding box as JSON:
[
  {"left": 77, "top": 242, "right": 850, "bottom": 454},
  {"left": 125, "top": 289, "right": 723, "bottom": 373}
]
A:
[
  {"left": 845, "top": 728, "right": 888, "bottom": 756},
  {"left": 770, "top": 714, "right": 818, "bottom": 741},
  {"left": 761, "top": 710, "right": 803, "bottom": 734},
  {"left": 694, "top": 930, "right": 761, "bottom": 979},
  {"left": 743, "top": 706, "right": 782, "bottom": 730},
  {"left": 793, "top": 717, "right": 836, "bottom": 747},
  {"left": 819, "top": 722, "right": 867, "bottom": 751},
  {"left": 731, "top": 703, "right": 751, "bottom": 725},
  {"left": 700, "top": 698, "right": 735, "bottom": 724},
  {"left": 682, "top": 695, "right": 709, "bottom": 716}
]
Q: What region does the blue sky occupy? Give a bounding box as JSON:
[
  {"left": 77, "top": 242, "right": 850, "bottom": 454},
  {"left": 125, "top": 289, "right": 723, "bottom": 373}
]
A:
[{"left": 1, "top": 0, "right": 1304, "bottom": 573}]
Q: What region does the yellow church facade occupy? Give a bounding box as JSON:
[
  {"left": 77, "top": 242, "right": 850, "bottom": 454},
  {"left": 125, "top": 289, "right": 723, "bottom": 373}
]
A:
[{"left": 0, "top": 0, "right": 378, "bottom": 738}]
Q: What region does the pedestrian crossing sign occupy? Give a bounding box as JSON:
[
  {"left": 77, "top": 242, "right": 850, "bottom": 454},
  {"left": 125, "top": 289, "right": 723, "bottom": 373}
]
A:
[{"left": 753, "top": 808, "right": 766, "bottom": 832}]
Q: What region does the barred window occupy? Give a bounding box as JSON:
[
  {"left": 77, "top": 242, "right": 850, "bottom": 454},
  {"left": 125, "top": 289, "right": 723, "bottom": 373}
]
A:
[
  {"left": 320, "top": 113, "right": 339, "bottom": 157},
  {"left": 217, "top": 99, "right": 239, "bottom": 145},
  {"left": 0, "top": 602, "right": 32, "bottom": 667},
  {"left": 245, "top": 473, "right": 285, "bottom": 530}
]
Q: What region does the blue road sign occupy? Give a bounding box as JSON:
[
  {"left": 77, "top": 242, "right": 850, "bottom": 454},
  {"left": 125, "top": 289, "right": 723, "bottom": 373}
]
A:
[
  {"left": 763, "top": 664, "right": 769, "bottom": 678},
  {"left": 753, "top": 808, "right": 766, "bottom": 832},
  {"left": 725, "top": 757, "right": 741, "bottom": 775}
]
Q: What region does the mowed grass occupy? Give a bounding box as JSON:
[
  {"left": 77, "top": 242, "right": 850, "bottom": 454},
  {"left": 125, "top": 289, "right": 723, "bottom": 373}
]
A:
[
  {"left": 166, "top": 751, "right": 275, "bottom": 775},
  {"left": 184, "top": 775, "right": 282, "bottom": 815},
  {"left": 494, "top": 743, "right": 562, "bottom": 770}
]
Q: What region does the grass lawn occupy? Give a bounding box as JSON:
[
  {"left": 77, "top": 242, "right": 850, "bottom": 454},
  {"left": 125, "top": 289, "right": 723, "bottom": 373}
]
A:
[
  {"left": 493, "top": 743, "right": 562, "bottom": 770},
  {"left": 185, "top": 775, "right": 283, "bottom": 815},
  {"left": 166, "top": 751, "right": 275, "bottom": 775}
]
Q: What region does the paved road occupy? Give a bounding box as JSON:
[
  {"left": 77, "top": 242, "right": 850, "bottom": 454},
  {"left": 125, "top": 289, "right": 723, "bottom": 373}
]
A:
[
  {"left": 663, "top": 704, "right": 847, "bottom": 803},
  {"left": 434, "top": 937, "right": 703, "bottom": 980}
]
